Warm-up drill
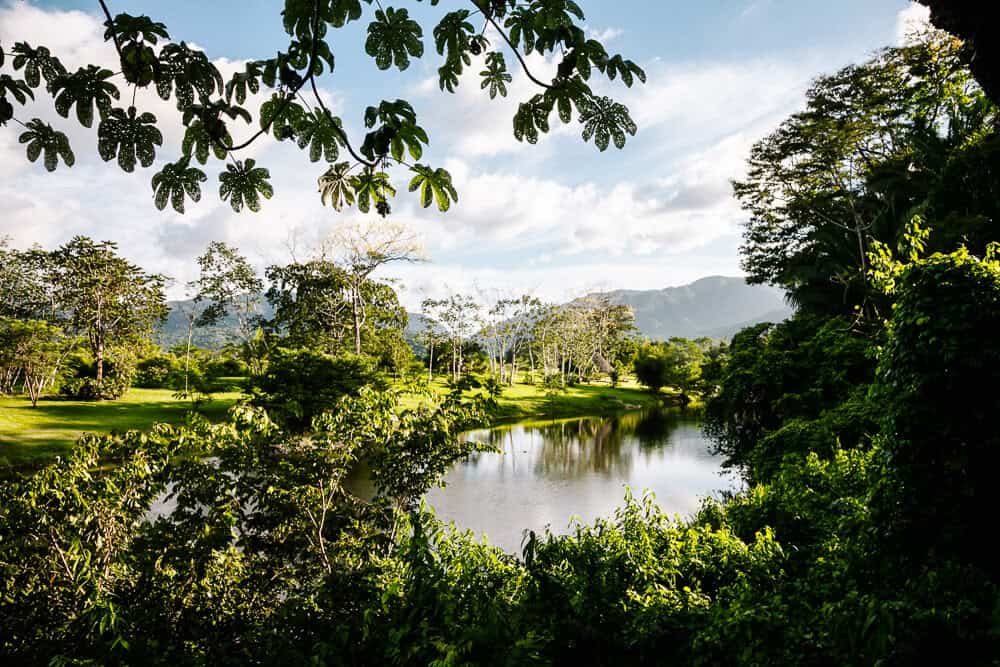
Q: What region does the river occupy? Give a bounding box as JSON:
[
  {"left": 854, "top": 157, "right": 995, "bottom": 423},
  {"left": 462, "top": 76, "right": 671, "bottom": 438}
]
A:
[{"left": 416, "top": 409, "right": 736, "bottom": 553}]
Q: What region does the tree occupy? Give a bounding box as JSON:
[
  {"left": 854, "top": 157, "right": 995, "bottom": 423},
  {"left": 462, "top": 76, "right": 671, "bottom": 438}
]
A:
[
  {"left": 191, "top": 241, "right": 265, "bottom": 371},
  {"left": 322, "top": 220, "right": 423, "bottom": 355},
  {"left": 0, "top": 2, "right": 645, "bottom": 217},
  {"left": 422, "top": 293, "right": 479, "bottom": 381},
  {"left": 734, "top": 32, "right": 993, "bottom": 318},
  {"left": 4, "top": 319, "right": 72, "bottom": 407},
  {"left": 0, "top": 238, "right": 56, "bottom": 321},
  {"left": 47, "top": 236, "right": 166, "bottom": 395},
  {"left": 265, "top": 256, "right": 409, "bottom": 364},
  {"left": 633, "top": 344, "right": 668, "bottom": 394},
  {"left": 659, "top": 337, "right": 704, "bottom": 404},
  {"left": 249, "top": 347, "right": 384, "bottom": 432}
]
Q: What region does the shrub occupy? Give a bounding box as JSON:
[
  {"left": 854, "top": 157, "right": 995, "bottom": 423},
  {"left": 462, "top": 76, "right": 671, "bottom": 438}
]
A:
[{"left": 249, "top": 348, "right": 384, "bottom": 432}]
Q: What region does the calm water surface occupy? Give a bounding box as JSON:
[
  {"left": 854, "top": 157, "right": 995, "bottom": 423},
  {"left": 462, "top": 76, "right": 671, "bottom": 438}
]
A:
[{"left": 420, "top": 409, "right": 737, "bottom": 553}]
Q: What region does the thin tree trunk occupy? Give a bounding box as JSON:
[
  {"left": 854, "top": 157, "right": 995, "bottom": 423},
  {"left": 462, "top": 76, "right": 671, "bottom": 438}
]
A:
[{"left": 184, "top": 315, "right": 195, "bottom": 397}]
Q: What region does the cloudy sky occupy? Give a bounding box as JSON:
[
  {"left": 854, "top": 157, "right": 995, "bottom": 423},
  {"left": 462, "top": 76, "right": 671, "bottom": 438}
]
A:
[{"left": 1, "top": 0, "right": 927, "bottom": 308}]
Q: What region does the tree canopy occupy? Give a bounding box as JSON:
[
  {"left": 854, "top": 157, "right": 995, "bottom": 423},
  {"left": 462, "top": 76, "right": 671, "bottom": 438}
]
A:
[{"left": 0, "top": 0, "right": 645, "bottom": 217}]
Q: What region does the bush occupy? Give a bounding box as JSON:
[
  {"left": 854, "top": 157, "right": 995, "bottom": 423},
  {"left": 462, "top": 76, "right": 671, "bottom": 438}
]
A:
[
  {"left": 134, "top": 355, "right": 181, "bottom": 389},
  {"left": 249, "top": 348, "right": 384, "bottom": 432}
]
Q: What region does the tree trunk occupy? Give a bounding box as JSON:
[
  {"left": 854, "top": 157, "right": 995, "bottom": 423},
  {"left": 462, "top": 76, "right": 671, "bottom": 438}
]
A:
[
  {"left": 428, "top": 340, "right": 434, "bottom": 383},
  {"left": 352, "top": 287, "right": 363, "bottom": 355},
  {"left": 95, "top": 340, "right": 105, "bottom": 388},
  {"left": 184, "top": 315, "right": 195, "bottom": 397}
]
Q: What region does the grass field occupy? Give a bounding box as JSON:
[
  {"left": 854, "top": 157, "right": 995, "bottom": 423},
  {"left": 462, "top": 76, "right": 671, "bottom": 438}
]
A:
[
  {"left": 0, "top": 389, "right": 241, "bottom": 466},
  {"left": 1, "top": 376, "right": 690, "bottom": 467}
]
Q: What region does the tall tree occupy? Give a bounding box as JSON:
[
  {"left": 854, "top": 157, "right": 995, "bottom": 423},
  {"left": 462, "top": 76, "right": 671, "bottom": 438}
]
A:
[
  {"left": 47, "top": 236, "right": 166, "bottom": 393},
  {"left": 0, "top": 238, "right": 56, "bottom": 321},
  {"left": 734, "top": 31, "right": 993, "bottom": 317},
  {"left": 322, "top": 220, "right": 423, "bottom": 355},
  {"left": 191, "top": 241, "right": 265, "bottom": 371}
]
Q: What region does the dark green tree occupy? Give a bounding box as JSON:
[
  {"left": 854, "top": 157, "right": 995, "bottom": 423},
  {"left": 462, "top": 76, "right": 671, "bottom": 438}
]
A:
[
  {"left": 734, "top": 32, "right": 995, "bottom": 318},
  {"left": 47, "top": 236, "right": 166, "bottom": 396}
]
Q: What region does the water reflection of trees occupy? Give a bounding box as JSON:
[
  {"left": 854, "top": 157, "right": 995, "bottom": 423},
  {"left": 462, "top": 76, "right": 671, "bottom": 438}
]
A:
[
  {"left": 518, "top": 417, "right": 633, "bottom": 478},
  {"left": 457, "top": 410, "right": 711, "bottom": 478}
]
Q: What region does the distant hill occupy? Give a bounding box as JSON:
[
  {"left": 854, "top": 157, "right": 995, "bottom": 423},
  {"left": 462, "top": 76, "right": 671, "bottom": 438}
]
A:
[
  {"left": 588, "top": 276, "right": 792, "bottom": 341},
  {"left": 155, "top": 298, "right": 275, "bottom": 350},
  {"left": 157, "top": 277, "right": 791, "bottom": 350}
]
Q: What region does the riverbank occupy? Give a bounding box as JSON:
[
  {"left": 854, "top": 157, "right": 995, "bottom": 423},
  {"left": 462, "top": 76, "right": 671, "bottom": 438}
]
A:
[{"left": 0, "top": 379, "right": 697, "bottom": 467}]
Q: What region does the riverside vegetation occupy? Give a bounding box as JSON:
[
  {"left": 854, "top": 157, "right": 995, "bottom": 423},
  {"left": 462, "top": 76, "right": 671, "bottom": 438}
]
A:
[{"left": 1, "top": 4, "right": 1000, "bottom": 665}]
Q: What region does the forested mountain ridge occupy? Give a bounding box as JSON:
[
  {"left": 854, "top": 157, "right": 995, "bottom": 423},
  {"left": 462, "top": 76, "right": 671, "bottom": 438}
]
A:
[
  {"left": 155, "top": 299, "right": 276, "bottom": 350},
  {"left": 579, "top": 276, "right": 792, "bottom": 340}
]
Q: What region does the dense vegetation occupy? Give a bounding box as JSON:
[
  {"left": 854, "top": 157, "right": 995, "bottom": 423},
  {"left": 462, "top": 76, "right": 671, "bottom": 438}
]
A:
[{"left": 2, "top": 6, "right": 1000, "bottom": 665}]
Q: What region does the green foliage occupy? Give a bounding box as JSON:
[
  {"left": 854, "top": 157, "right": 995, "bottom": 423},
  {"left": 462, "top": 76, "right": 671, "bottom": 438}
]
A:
[
  {"left": 104, "top": 13, "right": 169, "bottom": 87},
  {"left": 704, "top": 314, "right": 875, "bottom": 480},
  {"left": 578, "top": 95, "right": 638, "bottom": 151},
  {"left": 97, "top": 106, "right": 163, "bottom": 172},
  {"left": 350, "top": 168, "right": 396, "bottom": 215},
  {"left": 871, "top": 248, "right": 1000, "bottom": 574},
  {"left": 151, "top": 156, "right": 207, "bottom": 213},
  {"left": 249, "top": 348, "right": 384, "bottom": 432},
  {"left": 735, "top": 33, "right": 995, "bottom": 317},
  {"left": 408, "top": 163, "right": 458, "bottom": 211},
  {"left": 154, "top": 41, "right": 224, "bottom": 110},
  {"left": 480, "top": 51, "right": 512, "bottom": 99},
  {"left": 218, "top": 158, "right": 274, "bottom": 213},
  {"left": 9, "top": 42, "right": 66, "bottom": 89},
  {"left": 365, "top": 7, "right": 424, "bottom": 71},
  {"left": 295, "top": 108, "right": 344, "bottom": 162},
  {"left": 633, "top": 346, "right": 669, "bottom": 394},
  {"left": 1, "top": 0, "right": 644, "bottom": 212},
  {"left": 51, "top": 64, "right": 119, "bottom": 128},
  {"left": 17, "top": 119, "right": 74, "bottom": 172}
]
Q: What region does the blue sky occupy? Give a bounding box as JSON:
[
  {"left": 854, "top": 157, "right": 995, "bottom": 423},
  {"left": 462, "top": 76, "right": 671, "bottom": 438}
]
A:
[{"left": 1, "top": 0, "right": 923, "bottom": 307}]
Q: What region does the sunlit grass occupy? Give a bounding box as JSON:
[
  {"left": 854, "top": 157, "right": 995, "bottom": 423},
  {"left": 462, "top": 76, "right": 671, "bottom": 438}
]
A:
[{"left": 0, "top": 388, "right": 241, "bottom": 466}]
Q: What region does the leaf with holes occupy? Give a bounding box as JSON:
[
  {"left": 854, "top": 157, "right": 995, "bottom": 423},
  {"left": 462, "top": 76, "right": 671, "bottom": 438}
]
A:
[
  {"left": 219, "top": 158, "right": 273, "bottom": 213},
  {"left": 18, "top": 119, "right": 75, "bottom": 172},
  {"left": 260, "top": 94, "right": 306, "bottom": 141},
  {"left": 10, "top": 43, "right": 66, "bottom": 89},
  {"left": 513, "top": 94, "right": 552, "bottom": 145},
  {"left": 51, "top": 65, "right": 119, "bottom": 128},
  {"left": 98, "top": 106, "right": 163, "bottom": 172},
  {"left": 155, "top": 42, "right": 224, "bottom": 110},
  {"left": 408, "top": 164, "right": 458, "bottom": 212},
  {"left": 480, "top": 52, "right": 512, "bottom": 99},
  {"left": 225, "top": 62, "right": 263, "bottom": 104},
  {"left": 318, "top": 161, "right": 355, "bottom": 211},
  {"left": 366, "top": 8, "right": 424, "bottom": 71},
  {"left": 151, "top": 156, "right": 206, "bottom": 214},
  {"left": 350, "top": 169, "right": 396, "bottom": 214},
  {"left": 295, "top": 109, "right": 344, "bottom": 163},
  {"left": 578, "top": 95, "right": 637, "bottom": 151},
  {"left": 182, "top": 119, "right": 231, "bottom": 164}
]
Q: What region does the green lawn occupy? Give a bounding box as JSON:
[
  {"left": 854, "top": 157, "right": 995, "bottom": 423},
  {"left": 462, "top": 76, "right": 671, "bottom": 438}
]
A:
[
  {"left": 0, "top": 388, "right": 241, "bottom": 466},
  {"left": 398, "top": 375, "right": 688, "bottom": 424},
  {"left": 2, "top": 377, "right": 691, "bottom": 468}
]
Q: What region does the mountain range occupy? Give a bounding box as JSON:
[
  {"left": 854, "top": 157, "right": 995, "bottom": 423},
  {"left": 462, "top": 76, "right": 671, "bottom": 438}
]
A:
[
  {"left": 156, "top": 276, "right": 792, "bottom": 350},
  {"left": 590, "top": 276, "right": 792, "bottom": 341}
]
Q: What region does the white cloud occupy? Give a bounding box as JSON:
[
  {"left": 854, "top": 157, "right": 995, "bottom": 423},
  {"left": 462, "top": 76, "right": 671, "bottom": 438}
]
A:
[
  {"left": 0, "top": 1, "right": 904, "bottom": 306},
  {"left": 585, "top": 27, "right": 624, "bottom": 43},
  {"left": 895, "top": 3, "right": 931, "bottom": 46}
]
